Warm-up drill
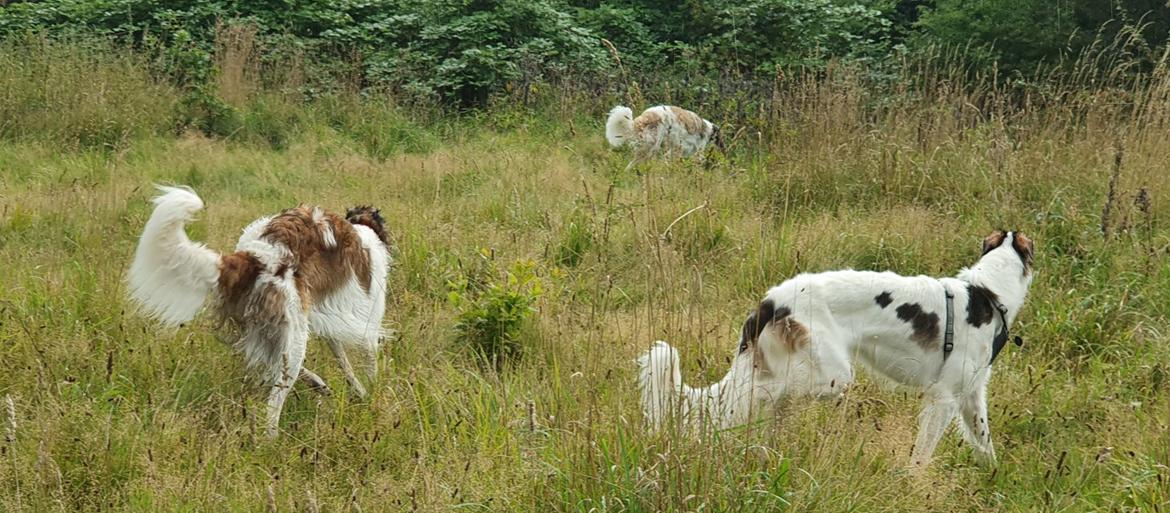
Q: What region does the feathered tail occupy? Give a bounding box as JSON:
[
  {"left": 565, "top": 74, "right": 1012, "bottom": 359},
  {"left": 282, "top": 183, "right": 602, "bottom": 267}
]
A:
[
  {"left": 637, "top": 341, "right": 684, "bottom": 430},
  {"left": 127, "top": 186, "right": 222, "bottom": 326},
  {"left": 605, "top": 105, "right": 635, "bottom": 148},
  {"left": 637, "top": 341, "right": 761, "bottom": 431}
]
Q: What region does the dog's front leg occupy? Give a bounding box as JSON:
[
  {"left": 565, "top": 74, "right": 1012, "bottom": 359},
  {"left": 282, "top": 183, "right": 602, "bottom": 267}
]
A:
[
  {"left": 325, "top": 338, "right": 367, "bottom": 398},
  {"left": 958, "top": 382, "right": 997, "bottom": 465},
  {"left": 626, "top": 145, "right": 650, "bottom": 173}
]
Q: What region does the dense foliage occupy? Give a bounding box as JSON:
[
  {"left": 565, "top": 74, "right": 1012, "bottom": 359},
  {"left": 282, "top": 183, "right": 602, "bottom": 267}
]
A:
[{"left": 0, "top": 0, "right": 1168, "bottom": 105}]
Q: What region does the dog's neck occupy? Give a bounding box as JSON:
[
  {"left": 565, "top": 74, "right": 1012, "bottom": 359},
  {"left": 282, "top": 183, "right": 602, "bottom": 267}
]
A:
[{"left": 955, "top": 249, "right": 1033, "bottom": 324}]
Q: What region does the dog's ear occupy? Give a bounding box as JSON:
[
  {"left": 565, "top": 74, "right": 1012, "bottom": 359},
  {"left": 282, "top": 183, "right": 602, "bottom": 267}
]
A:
[
  {"left": 737, "top": 310, "right": 758, "bottom": 354},
  {"left": 981, "top": 230, "right": 1007, "bottom": 256},
  {"left": 737, "top": 299, "right": 777, "bottom": 354},
  {"left": 1011, "top": 231, "right": 1034, "bottom": 273}
]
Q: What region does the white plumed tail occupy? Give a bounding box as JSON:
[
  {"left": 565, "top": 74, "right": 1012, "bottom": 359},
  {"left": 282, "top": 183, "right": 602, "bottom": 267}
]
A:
[
  {"left": 127, "top": 186, "right": 221, "bottom": 326},
  {"left": 637, "top": 341, "right": 761, "bottom": 432},
  {"left": 605, "top": 105, "right": 635, "bottom": 148},
  {"left": 637, "top": 341, "right": 684, "bottom": 430}
]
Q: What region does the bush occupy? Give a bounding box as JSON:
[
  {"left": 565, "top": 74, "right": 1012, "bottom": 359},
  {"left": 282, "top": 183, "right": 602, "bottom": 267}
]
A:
[
  {"left": 914, "top": 0, "right": 1170, "bottom": 74},
  {"left": 363, "top": 0, "right": 609, "bottom": 106},
  {"left": 174, "top": 88, "right": 242, "bottom": 138},
  {"left": 447, "top": 253, "right": 543, "bottom": 369}
]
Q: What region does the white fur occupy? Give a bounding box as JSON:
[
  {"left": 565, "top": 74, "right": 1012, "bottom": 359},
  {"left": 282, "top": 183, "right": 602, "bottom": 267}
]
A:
[
  {"left": 312, "top": 207, "right": 337, "bottom": 248},
  {"left": 605, "top": 105, "right": 634, "bottom": 147},
  {"left": 127, "top": 185, "right": 221, "bottom": 326},
  {"left": 638, "top": 233, "right": 1034, "bottom": 468},
  {"left": 127, "top": 186, "right": 392, "bottom": 437},
  {"left": 606, "top": 104, "right": 718, "bottom": 171},
  {"left": 637, "top": 341, "right": 761, "bottom": 432}
]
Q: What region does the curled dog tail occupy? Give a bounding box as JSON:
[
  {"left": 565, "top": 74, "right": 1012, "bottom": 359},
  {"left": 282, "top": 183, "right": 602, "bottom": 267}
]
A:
[
  {"left": 127, "top": 186, "right": 223, "bottom": 326},
  {"left": 605, "top": 105, "right": 635, "bottom": 148},
  {"left": 637, "top": 340, "right": 685, "bottom": 430}
]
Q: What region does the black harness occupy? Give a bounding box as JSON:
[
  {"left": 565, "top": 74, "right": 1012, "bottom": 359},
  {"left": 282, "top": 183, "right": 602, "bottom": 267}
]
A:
[
  {"left": 988, "top": 300, "right": 1023, "bottom": 364},
  {"left": 941, "top": 284, "right": 1022, "bottom": 365}
]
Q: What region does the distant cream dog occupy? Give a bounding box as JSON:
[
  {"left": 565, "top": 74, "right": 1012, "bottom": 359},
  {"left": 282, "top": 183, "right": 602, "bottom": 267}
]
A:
[
  {"left": 127, "top": 186, "right": 391, "bottom": 437},
  {"left": 638, "top": 231, "right": 1034, "bottom": 468},
  {"left": 606, "top": 105, "right": 723, "bottom": 171}
]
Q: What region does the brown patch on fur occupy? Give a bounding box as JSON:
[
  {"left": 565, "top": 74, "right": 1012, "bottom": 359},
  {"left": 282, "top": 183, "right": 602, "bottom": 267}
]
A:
[
  {"left": 1011, "top": 232, "right": 1034, "bottom": 275},
  {"left": 633, "top": 110, "right": 662, "bottom": 133},
  {"left": 261, "top": 206, "right": 372, "bottom": 310},
  {"left": 668, "top": 106, "right": 706, "bottom": 135},
  {"left": 981, "top": 230, "right": 1007, "bottom": 256},
  {"left": 895, "top": 303, "right": 940, "bottom": 351},
  {"left": 771, "top": 315, "right": 811, "bottom": 352},
  {"left": 218, "top": 251, "right": 263, "bottom": 320},
  {"left": 234, "top": 281, "right": 293, "bottom": 370}
]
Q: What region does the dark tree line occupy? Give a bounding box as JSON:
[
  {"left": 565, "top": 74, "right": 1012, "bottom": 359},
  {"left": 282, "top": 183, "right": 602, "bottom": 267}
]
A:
[{"left": 2, "top": 0, "right": 1167, "bottom": 106}]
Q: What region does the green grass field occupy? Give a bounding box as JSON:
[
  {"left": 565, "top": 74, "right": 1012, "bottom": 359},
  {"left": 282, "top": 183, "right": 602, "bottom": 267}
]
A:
[{"left": 2, "top": 45, "right": 1169, "bottom": 511}]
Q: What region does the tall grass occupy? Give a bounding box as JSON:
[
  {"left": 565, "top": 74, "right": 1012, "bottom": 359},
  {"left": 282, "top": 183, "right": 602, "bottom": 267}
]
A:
[
  {"left": 0, "top": 36, "right": 178, "bottom": 148},
  {"left": 0, "top": 37, "right": 1168, "bottom": 511}
]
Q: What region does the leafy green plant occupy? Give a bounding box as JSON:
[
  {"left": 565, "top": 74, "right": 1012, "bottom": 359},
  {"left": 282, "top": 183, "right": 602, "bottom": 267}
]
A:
[
  {"left": 553, "top": 210, "right": 593, "bottom": 268},
  {"left": 447, "top": 252, "right": 543, "bottom": 369},
  {"left": 174, "top": 87, "right": 242, "bottom": 137}
]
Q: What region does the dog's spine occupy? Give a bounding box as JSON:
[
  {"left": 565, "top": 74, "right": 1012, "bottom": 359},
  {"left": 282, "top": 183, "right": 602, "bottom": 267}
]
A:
[
  {"left": 127, "top": 186, "right": 224, "bottom": 326},
  {"left": 605, "top": 105, "right": 635, "bottom": 148}
]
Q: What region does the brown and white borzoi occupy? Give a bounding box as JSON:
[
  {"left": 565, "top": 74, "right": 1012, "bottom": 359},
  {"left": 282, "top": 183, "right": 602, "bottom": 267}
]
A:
[
  {"left": 606, "top": 105, "right": 723, "bottom": 171},
  {"left": 638, "top": 231, "right": 1034, "bottom": 468},
  {"left": 127, "top": 186, "right": 391, "bottom": 437}
]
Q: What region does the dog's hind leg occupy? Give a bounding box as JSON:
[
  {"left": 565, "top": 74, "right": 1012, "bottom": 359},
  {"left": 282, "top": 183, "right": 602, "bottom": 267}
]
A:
[
  {"left": 910, "top": 392, "right": 958, "bottom": 469},
  {"left": 263, "top": 317, "right": 309, "bottom": 439},
  {"left": 958, "top": 380, "right": 996, "bottom": 464},
  {"left": 325, "top": 337, "right": 367, "bottom": 398},
  {"left": 309, "top": 288, "right": 385, "bottom": 396},
  {"left": 298, "top": 368, "right": 332, "bottom": 396}
]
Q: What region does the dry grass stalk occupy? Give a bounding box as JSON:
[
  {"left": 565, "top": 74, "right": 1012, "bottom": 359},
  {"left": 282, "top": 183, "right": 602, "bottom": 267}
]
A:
[
  {"left": 527, "top": 399, "right": 536, "bottom": 432},
  {"left": 36, "top": 440, "right": 63, "bottom": 497},
  {"left": 214, "top": 20, "right": 262, "bottom": 107},
  {"left": 601, "top": 38, "right": 643, "bottom": 109},
  {"left": 1102, "top": 140, "right": 1124, "bottom": 238},
  {"left": 4, "top": 395, "right": 14, "bottom": 444}
]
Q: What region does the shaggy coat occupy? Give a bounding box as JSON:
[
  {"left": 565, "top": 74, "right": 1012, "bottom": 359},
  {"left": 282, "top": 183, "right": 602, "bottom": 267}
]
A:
[
  {"left": 638, "top": 231, "right": 1035, "bottom": 468},
  {"left": 127, "top": 186, "right": 391, "bottom": 437},
  {"left": 606, "top": 105, "right": 722, "bottom": 171}
]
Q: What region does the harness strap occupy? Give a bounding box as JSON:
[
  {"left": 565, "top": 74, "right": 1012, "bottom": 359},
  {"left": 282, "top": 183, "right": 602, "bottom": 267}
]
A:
[
  {"left": 942, "top": 288, "right": 955, "bottom": 359},
  {"left": 989, "top": 300, "right": 1023, "bottom": 364},
  {"left": 944, "top": 285, "right": 1023, "bottom": 366}
]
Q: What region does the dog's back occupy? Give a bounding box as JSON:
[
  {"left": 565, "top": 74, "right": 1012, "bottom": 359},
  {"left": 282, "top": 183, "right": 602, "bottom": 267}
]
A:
[{"left": 606, "top": 104, "right": 719, "bottom": 171}]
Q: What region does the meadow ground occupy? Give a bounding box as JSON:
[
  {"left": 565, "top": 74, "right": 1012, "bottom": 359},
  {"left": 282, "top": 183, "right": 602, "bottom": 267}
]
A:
[{"left": 2, "top": 47, "right": 1170, "bottom": 512}]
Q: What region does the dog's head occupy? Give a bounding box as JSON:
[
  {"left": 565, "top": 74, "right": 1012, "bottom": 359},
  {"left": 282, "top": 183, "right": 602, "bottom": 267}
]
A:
[
  {"left": 980, "top": 229, "right": 1034, "bottom": 277},
  {"left": 346, "top": 206, "right": 389, "bottom": 245}
]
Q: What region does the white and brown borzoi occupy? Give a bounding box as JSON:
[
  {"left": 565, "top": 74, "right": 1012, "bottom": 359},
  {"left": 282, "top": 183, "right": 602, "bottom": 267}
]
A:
[
  {"left": 638, "top": 231, "right": 1034, "bottom": 468},
  {"left": 127, "top": 186, "right": 391, "bottom": 437},
  {"left": 606, "top": 105, "right": 723, "bottom": 171}
]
